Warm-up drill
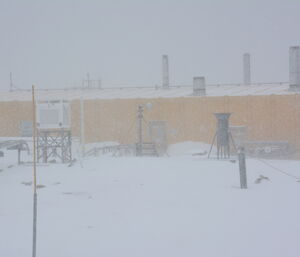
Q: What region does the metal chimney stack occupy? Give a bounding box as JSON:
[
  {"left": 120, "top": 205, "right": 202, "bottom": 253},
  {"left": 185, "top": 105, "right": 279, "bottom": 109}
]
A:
[
  {"left": 162, "top": 55, "right": 169, "bottom": 89},
  {"left": 243, "top": 53, "right": 251, "bottom": 85},
  {"left": 289, "top": 46, "right": 300, "bottom": 91},
  {"left": 193, "top": 77, "right": 206, "bottom": 96}
]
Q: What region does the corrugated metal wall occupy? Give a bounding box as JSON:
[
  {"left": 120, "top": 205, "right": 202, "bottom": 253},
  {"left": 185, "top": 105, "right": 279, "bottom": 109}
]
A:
[{"left": 1, "top": 94, "right": 300, "bottom": 152}]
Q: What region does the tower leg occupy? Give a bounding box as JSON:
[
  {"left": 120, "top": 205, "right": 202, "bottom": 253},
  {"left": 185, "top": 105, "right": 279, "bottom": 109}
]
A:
[
  {"left": 229, "top": 132, "right": 237, "bottom": 153},
  {"left": 208, "top": 133, "right": 217, "bottom": 159}
]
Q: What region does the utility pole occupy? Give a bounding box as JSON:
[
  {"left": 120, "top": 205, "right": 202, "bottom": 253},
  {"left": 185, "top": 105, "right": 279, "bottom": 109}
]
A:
[
  {"left": 80, "top": 97, "right": 85, "bottom": 157},
  {"left": 137, "top": 105, "right": 144, "bottom": 156},
  {"left": 32, "top": 85, "right": 38, "bottom": 257}
]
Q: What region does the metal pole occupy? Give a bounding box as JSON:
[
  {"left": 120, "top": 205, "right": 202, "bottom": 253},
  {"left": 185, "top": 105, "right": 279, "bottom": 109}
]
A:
[
  {"left": 238, "top": 147, "right": 247, "bottom": 189},
  {"left": 207, "top": 133, "right": 217, "bottom": 159},
  {"left": 137, "top": 105, "right": 143, "bottom": 156},
  {"left": 32, "top": 85, "right": 37, "bottom": 257},
  {"left": 80, "top": 97, "right": 85, "bottom": 157},
  {"left": 18, "top": 147, "right": 21, "bottom": 165}
]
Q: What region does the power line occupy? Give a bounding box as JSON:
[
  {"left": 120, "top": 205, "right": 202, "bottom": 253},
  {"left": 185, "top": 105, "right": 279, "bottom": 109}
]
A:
[{"left": 255, "top": 158, "right": 300, "bottom": 180}]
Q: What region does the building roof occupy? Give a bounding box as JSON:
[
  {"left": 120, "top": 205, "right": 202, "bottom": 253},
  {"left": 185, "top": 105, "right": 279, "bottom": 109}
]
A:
[{"left": 0, "top": 82, "right": 296, "bottom": 102}]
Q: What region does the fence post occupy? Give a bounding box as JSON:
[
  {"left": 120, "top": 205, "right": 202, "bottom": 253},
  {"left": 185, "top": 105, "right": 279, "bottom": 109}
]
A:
[{"left": 238, "top": 147, "right": 247, "bottom": 189}]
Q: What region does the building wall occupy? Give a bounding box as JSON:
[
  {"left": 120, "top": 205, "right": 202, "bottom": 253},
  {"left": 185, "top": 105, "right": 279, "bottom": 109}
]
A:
[
  {"left": 0, "top": 101, "right": 33, "bottom": 137},
  {"left": 2, "top": 94, "right": 300, "bottom": 151}
]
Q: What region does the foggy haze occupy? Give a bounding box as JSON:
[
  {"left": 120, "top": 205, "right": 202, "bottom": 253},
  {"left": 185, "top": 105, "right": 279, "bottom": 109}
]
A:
[
  {"left": 0, "top": 0, "right": 299, "bottom": 89},
  {"left": 1, "top": 2, "right": 300, "bottom": 257}
]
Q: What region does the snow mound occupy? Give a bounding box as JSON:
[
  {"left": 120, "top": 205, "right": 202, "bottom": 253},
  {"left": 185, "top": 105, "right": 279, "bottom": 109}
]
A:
[{"left": 167, "top": 141, "right": 215, "bottom": 157}]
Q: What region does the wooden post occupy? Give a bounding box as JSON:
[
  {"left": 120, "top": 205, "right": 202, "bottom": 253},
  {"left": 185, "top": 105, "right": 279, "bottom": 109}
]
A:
[
  {"left": 32, "top": 85, "right": 38, "bottom": 257},
  {"left": 80, "top": 97, "right": 85, "bottom": 157}
]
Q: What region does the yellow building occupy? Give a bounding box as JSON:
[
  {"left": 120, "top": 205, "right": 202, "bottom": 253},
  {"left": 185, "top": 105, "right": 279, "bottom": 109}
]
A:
[{"left": 0, "top": 83, "right": 299, "bottom": 157}]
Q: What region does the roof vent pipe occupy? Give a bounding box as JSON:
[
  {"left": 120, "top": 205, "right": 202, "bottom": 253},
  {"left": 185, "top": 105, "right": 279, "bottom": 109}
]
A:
[
  {"left": 243, "top": 53, "right": 251, "bottom": 85},
  {"left": 289, "top": 46, "right": 300, "bottom": 91},
  {"left": 193, "top": 77, "right": 206, "bottom": 96},
  {"left": 162, "top": 55, "right": 169, "bottom": 89}
]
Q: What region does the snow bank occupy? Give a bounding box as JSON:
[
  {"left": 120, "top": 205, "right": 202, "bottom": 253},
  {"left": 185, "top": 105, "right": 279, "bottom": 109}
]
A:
[{"left": 167, "top": 141, "right": 215, "bottom": 157}]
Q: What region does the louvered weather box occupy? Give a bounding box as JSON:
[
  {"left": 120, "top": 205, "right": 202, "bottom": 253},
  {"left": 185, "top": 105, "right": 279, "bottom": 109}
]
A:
[
  {"left": 37, "top": 100, "right": 70, "bottom": 129},
  {"left": 36, "top": 100, "right": 72, "bottom": 163}
]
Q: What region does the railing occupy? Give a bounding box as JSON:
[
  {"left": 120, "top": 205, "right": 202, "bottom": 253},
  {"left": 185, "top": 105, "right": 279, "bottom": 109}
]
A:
[
  {"left": 85, "top": 142, "right": 158, "bottom": 157},
  {"left": 3, "top": 81, "right": 290, "bottom": 93}
]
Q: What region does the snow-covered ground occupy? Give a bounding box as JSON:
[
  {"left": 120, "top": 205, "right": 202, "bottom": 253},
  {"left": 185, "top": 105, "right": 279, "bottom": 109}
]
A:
[{"left": 1, "top": 142, "right": 300, "bottom": 257}]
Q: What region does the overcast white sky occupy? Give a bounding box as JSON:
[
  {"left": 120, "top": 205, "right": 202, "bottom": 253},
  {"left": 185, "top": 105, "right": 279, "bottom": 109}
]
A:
[{"left": 0, "top": 0, "right": 299, "bottom": 90}]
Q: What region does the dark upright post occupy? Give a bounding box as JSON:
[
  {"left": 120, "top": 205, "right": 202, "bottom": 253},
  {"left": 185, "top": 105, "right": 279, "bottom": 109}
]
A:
[{"left": 238, "top": 147, "right": 247, "bottom": 189}]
